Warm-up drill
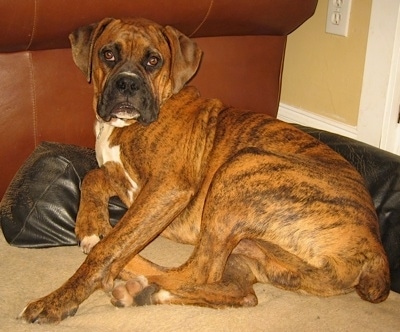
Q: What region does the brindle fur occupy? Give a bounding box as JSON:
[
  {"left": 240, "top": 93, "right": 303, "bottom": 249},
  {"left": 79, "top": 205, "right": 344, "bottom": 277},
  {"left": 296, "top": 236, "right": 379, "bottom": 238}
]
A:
[{"left": 20, "top": 18, "right": 390, "bottom": 323}]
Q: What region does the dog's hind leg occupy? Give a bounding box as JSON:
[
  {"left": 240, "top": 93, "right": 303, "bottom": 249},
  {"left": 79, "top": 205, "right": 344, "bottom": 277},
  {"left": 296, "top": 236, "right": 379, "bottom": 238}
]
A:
[
  {"left": 111, "top": 254, "right": 259, "bottom": 308},
  {"left": 245, "top": 238, "right": 390, "bottom": 302},
  {"left": 111, "top": 152, "right": 277, "bottom": 308}
]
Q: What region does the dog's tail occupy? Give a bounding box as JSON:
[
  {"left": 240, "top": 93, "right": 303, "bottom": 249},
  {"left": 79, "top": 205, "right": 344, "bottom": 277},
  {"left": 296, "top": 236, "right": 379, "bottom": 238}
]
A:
[{"left": 355, "top": 251, "right": 391, "bottom": 303}]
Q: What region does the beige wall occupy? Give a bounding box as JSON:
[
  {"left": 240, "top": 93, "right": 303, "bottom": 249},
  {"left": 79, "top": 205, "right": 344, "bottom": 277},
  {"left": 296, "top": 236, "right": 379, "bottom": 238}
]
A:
[{"left": 281, "top": 0, "right": 372, "bottom": 126}]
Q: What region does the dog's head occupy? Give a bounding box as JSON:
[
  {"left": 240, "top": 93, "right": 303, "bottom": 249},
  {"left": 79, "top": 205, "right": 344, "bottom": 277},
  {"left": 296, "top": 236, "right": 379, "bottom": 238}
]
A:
[{"left": 69, "top": 18, "right": 202, "bottom": 127}]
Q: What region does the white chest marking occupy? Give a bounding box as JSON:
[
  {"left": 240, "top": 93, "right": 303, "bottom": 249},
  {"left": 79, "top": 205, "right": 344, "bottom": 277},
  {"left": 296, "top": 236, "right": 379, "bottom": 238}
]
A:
[
  {"left": 95, "top": 121, "right": 139, "bottom": 203},
  {"left": 95, "top": 121, "right": 119, "bottom": 166}
]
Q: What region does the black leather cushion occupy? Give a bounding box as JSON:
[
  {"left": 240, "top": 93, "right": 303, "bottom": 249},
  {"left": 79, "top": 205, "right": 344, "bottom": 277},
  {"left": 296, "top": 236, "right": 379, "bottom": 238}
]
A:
[
  {"left": 0, "top": 142, "right": 126, "bottom": 248},
  {"left": 296, "top": 125, "right": 400, "bottom": 293}
]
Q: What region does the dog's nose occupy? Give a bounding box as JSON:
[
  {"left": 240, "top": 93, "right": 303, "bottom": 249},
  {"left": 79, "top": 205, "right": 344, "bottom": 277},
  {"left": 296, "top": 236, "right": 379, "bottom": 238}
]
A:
[{"left": 115, "top": 75, "right": 140, "bottom": 95}]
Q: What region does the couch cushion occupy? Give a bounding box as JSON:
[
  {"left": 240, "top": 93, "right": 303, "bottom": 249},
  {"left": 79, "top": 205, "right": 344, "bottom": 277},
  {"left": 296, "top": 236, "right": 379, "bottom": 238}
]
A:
[{"left": 0, "top": 142, "right": 126, "bottom": 248}]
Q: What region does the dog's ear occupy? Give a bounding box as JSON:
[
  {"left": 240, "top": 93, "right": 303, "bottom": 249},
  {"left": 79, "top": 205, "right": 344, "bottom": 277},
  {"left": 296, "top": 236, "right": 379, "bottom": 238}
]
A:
[
  {"left": 69, "top": 18, "right": 114, "bottom": 83},
  {"left": 163, "top": 26, "right": 202, "bottom": 94}
]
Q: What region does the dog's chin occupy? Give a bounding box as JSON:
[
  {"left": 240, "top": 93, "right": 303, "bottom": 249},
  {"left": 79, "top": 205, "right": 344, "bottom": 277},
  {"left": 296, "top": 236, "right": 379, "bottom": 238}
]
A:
[
  {"left": 98, "top": 104, "right": 158, "bottom": 127},
  {"left": 111, "top": 109, "right": 140, "bottom": 127},
  {"left": 108, "top": 117, "right": 136, "bottom": 128}
]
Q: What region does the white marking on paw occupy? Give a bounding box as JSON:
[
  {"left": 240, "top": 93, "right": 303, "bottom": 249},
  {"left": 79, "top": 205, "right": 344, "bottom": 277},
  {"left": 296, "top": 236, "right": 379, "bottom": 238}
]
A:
[
  {"left": 80, "top": 234, "right": 100, "bottom": 254},
  {"left": 153, "top": 289, "right": 173, "bottom": 304},
  {"left": 135, "top": 275, "right": 149, "bottom": 288}
]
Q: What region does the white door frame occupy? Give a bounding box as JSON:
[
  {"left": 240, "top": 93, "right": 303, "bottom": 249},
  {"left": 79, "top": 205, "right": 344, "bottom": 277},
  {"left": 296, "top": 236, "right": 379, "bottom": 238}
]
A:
[{"left": 358, "top": 0, "right": 400, "bottom": 154}]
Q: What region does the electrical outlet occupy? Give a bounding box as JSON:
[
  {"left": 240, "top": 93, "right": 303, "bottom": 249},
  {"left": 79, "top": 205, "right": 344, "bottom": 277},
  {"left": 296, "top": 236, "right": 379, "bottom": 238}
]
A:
[{"left": 326, "top": 0, "right": 352, "bottom": 37}]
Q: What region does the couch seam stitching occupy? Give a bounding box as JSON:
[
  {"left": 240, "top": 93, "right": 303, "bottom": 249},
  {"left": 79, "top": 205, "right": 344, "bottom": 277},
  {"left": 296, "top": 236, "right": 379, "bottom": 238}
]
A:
[
  {"left": 189, "top": 0, "right": 214, "bottom": 37},
  {"left": 26, "top": 0, "right": 38, "bottom": 50},
  {"left": 28, "top": 52, "right": 38, "bottom": 147}
]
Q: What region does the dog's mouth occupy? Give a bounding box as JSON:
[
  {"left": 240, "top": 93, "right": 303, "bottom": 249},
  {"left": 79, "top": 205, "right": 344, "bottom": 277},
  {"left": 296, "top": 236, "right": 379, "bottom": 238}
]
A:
[
  {"left": 110, "top": 102, "right": 141, "bottom": 120},
  {"left": 98, "top": 91, "right": 159, "bottom": 127}
]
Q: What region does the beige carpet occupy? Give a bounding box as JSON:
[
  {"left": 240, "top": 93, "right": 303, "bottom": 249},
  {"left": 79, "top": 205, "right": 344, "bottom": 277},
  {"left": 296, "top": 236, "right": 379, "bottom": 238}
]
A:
[{"left": 0, "top": 233, "right": 399, "bottom": 332}]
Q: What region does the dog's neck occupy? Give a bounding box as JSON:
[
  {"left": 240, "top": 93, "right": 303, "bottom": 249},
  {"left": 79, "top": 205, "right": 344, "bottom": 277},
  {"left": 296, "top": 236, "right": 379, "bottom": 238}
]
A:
[
  {"left": 94, "top": 121, "right": 116, "bottom": 166},
  {"left": 96, "top": 121, "right": 105, "bottom": 141}
]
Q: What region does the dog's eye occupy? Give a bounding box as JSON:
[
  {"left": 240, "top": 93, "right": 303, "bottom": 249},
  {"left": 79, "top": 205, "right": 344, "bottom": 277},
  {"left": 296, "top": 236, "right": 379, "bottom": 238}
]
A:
[
  {"left": 103, "top": 50, "right": 115, "bottom": 62},
  {"left": 146, "top": 56, "right": 159, "bottom": 67}
]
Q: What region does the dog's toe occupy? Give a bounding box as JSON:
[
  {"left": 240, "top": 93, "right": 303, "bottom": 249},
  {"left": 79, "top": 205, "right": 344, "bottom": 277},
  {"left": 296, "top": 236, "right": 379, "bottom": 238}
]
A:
[
  {"left": 80, "top": 234, "right": 100, "bottom": 254},
  {"left": 241, "top": 293, "right": 258, "bottom": 307},
  {"left": 111, "top": 284, "right": 134, "bottom": 307}
]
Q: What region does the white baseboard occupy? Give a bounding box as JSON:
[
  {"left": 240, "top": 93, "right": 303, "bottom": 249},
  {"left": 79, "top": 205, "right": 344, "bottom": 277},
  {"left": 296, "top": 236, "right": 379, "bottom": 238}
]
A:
[{"left": 278, "top": 103, "right": 358, "bottom": 139}]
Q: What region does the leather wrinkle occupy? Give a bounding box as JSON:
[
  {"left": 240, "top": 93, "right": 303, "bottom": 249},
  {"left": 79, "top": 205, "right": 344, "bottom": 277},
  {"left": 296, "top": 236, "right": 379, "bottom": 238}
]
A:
[{"left": 12, "top": 161, "right": 71, "bottom": 245}]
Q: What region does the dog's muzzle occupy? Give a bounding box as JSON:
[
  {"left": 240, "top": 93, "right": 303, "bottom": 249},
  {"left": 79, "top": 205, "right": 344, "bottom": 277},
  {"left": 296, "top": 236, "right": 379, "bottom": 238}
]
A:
[{"left": 97, "top": 72, "right": 159, "bottom": 126}]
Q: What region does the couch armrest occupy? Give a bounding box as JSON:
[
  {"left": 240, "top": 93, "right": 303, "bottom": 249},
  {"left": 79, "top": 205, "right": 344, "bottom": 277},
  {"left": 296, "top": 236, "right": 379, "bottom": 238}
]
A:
[{"left": 0, "top": 0, "right": 317, "bottom": 52}]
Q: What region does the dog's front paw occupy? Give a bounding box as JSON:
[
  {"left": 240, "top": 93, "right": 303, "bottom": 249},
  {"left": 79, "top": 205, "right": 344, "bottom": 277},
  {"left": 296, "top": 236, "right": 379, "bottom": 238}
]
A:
[
  {"left": 19, "top": 292, "right": 79, "bottom": 324},
  {"left": 79, "top": 234, "right": 101, "bottom": 254}
]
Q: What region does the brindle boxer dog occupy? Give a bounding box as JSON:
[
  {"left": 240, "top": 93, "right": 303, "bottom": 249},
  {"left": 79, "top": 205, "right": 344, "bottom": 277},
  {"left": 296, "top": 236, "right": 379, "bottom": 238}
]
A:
[{"left": 20, "top": 18, "right": 390, "bottom": 323}]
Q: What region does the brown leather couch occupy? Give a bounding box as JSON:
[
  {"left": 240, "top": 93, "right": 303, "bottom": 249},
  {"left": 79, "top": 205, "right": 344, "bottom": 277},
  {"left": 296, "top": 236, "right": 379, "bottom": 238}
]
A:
[
  {"left": 0, "top": 0, "right": 317, "bottom": 199},
  {"left": 2, "top": 3, "right": 400, "bottom": 330}
]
